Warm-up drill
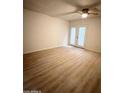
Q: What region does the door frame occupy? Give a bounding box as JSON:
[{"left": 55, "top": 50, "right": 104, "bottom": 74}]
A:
[{"left": 69, "top": 26, "right": 87, "bottom": 48}]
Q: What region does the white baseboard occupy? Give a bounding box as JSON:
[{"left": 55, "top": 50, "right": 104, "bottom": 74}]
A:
[
  {"left": 84, "top": 47, "right": 101, "bottom": 53},
  {"left": 23, "top": 46, "right": 62, "bottom": 54},
  {"left": 24, "top": 45, "right": 101, "bottom": 54}
]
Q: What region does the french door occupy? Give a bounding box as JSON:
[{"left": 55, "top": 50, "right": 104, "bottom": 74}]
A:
[{"left": 70, "top": 27, "right": 86, "bottom": 48}]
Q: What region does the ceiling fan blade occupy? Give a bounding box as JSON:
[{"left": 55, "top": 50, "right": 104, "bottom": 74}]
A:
[
  {"left": 77, "top": 11, "right": 82, "bottom": 15},
  {"left": 90, "top": 8, "right": 101, "bottom": 13},
  {"left": 88, "top": 12, "right": 99, "bottom": 15},
  {"left": 54, "top": 10, "right": 79, "bottom": 17}
]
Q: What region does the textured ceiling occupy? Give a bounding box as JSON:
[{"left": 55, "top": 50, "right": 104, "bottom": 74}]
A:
[{"left": 24, "top": 0, "right": 101, "bottom": 21}]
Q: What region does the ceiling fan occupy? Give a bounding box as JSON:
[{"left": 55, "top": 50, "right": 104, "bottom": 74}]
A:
[
  {"left": 56, "top": 2, "right": 101, "bottom": 19},
  {"left": 78, "top": 8, "right": 100, "bottom": 18}
]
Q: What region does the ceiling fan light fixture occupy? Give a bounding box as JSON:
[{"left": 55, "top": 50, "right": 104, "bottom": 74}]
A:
[{"left": 81, "top": 13, "right": 88, "bottom": 18}]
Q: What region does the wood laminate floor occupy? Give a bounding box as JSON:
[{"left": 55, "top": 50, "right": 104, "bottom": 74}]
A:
[{"left": 23, "top": 46, "right": 101, "bottom": 93}]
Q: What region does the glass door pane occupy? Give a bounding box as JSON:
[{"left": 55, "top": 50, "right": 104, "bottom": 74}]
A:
[
  {"left": 78, "top": 27, "right": 86, "bottom": 47},
  {"left": 70, "top": 27, "right": 76, "bottom": 45}
]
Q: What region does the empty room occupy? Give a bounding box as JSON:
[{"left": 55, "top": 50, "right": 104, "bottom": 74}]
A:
[{"left": 23, "top": 0, "right": 101, "bottom": 93}]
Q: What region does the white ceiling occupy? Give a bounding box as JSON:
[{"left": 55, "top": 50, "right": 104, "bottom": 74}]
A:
[{"left": 24, "top": 0, "right": 101, "bottom": 21}]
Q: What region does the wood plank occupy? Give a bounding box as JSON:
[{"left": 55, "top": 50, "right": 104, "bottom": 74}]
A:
[{"left": 23, "top": 46, "right": 101, "bottom": 93}]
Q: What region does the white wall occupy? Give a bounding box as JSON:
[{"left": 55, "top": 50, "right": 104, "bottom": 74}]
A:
[
  {"left": 70, "top": 17, "right": 101, "bottom": 52},
  {"left": 24, "top": 9, "right": 69, "bottom": 54}
]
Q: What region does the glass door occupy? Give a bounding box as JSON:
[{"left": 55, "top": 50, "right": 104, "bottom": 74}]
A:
[
  {"left": 77, "top": 27, "right": 86, "bottom": 47},
  {"left": 70, "top": 27, "right": 76, "bottom": 46},
  {"left": 69, "top": 27, "right": 86, "bottom": 48}
]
